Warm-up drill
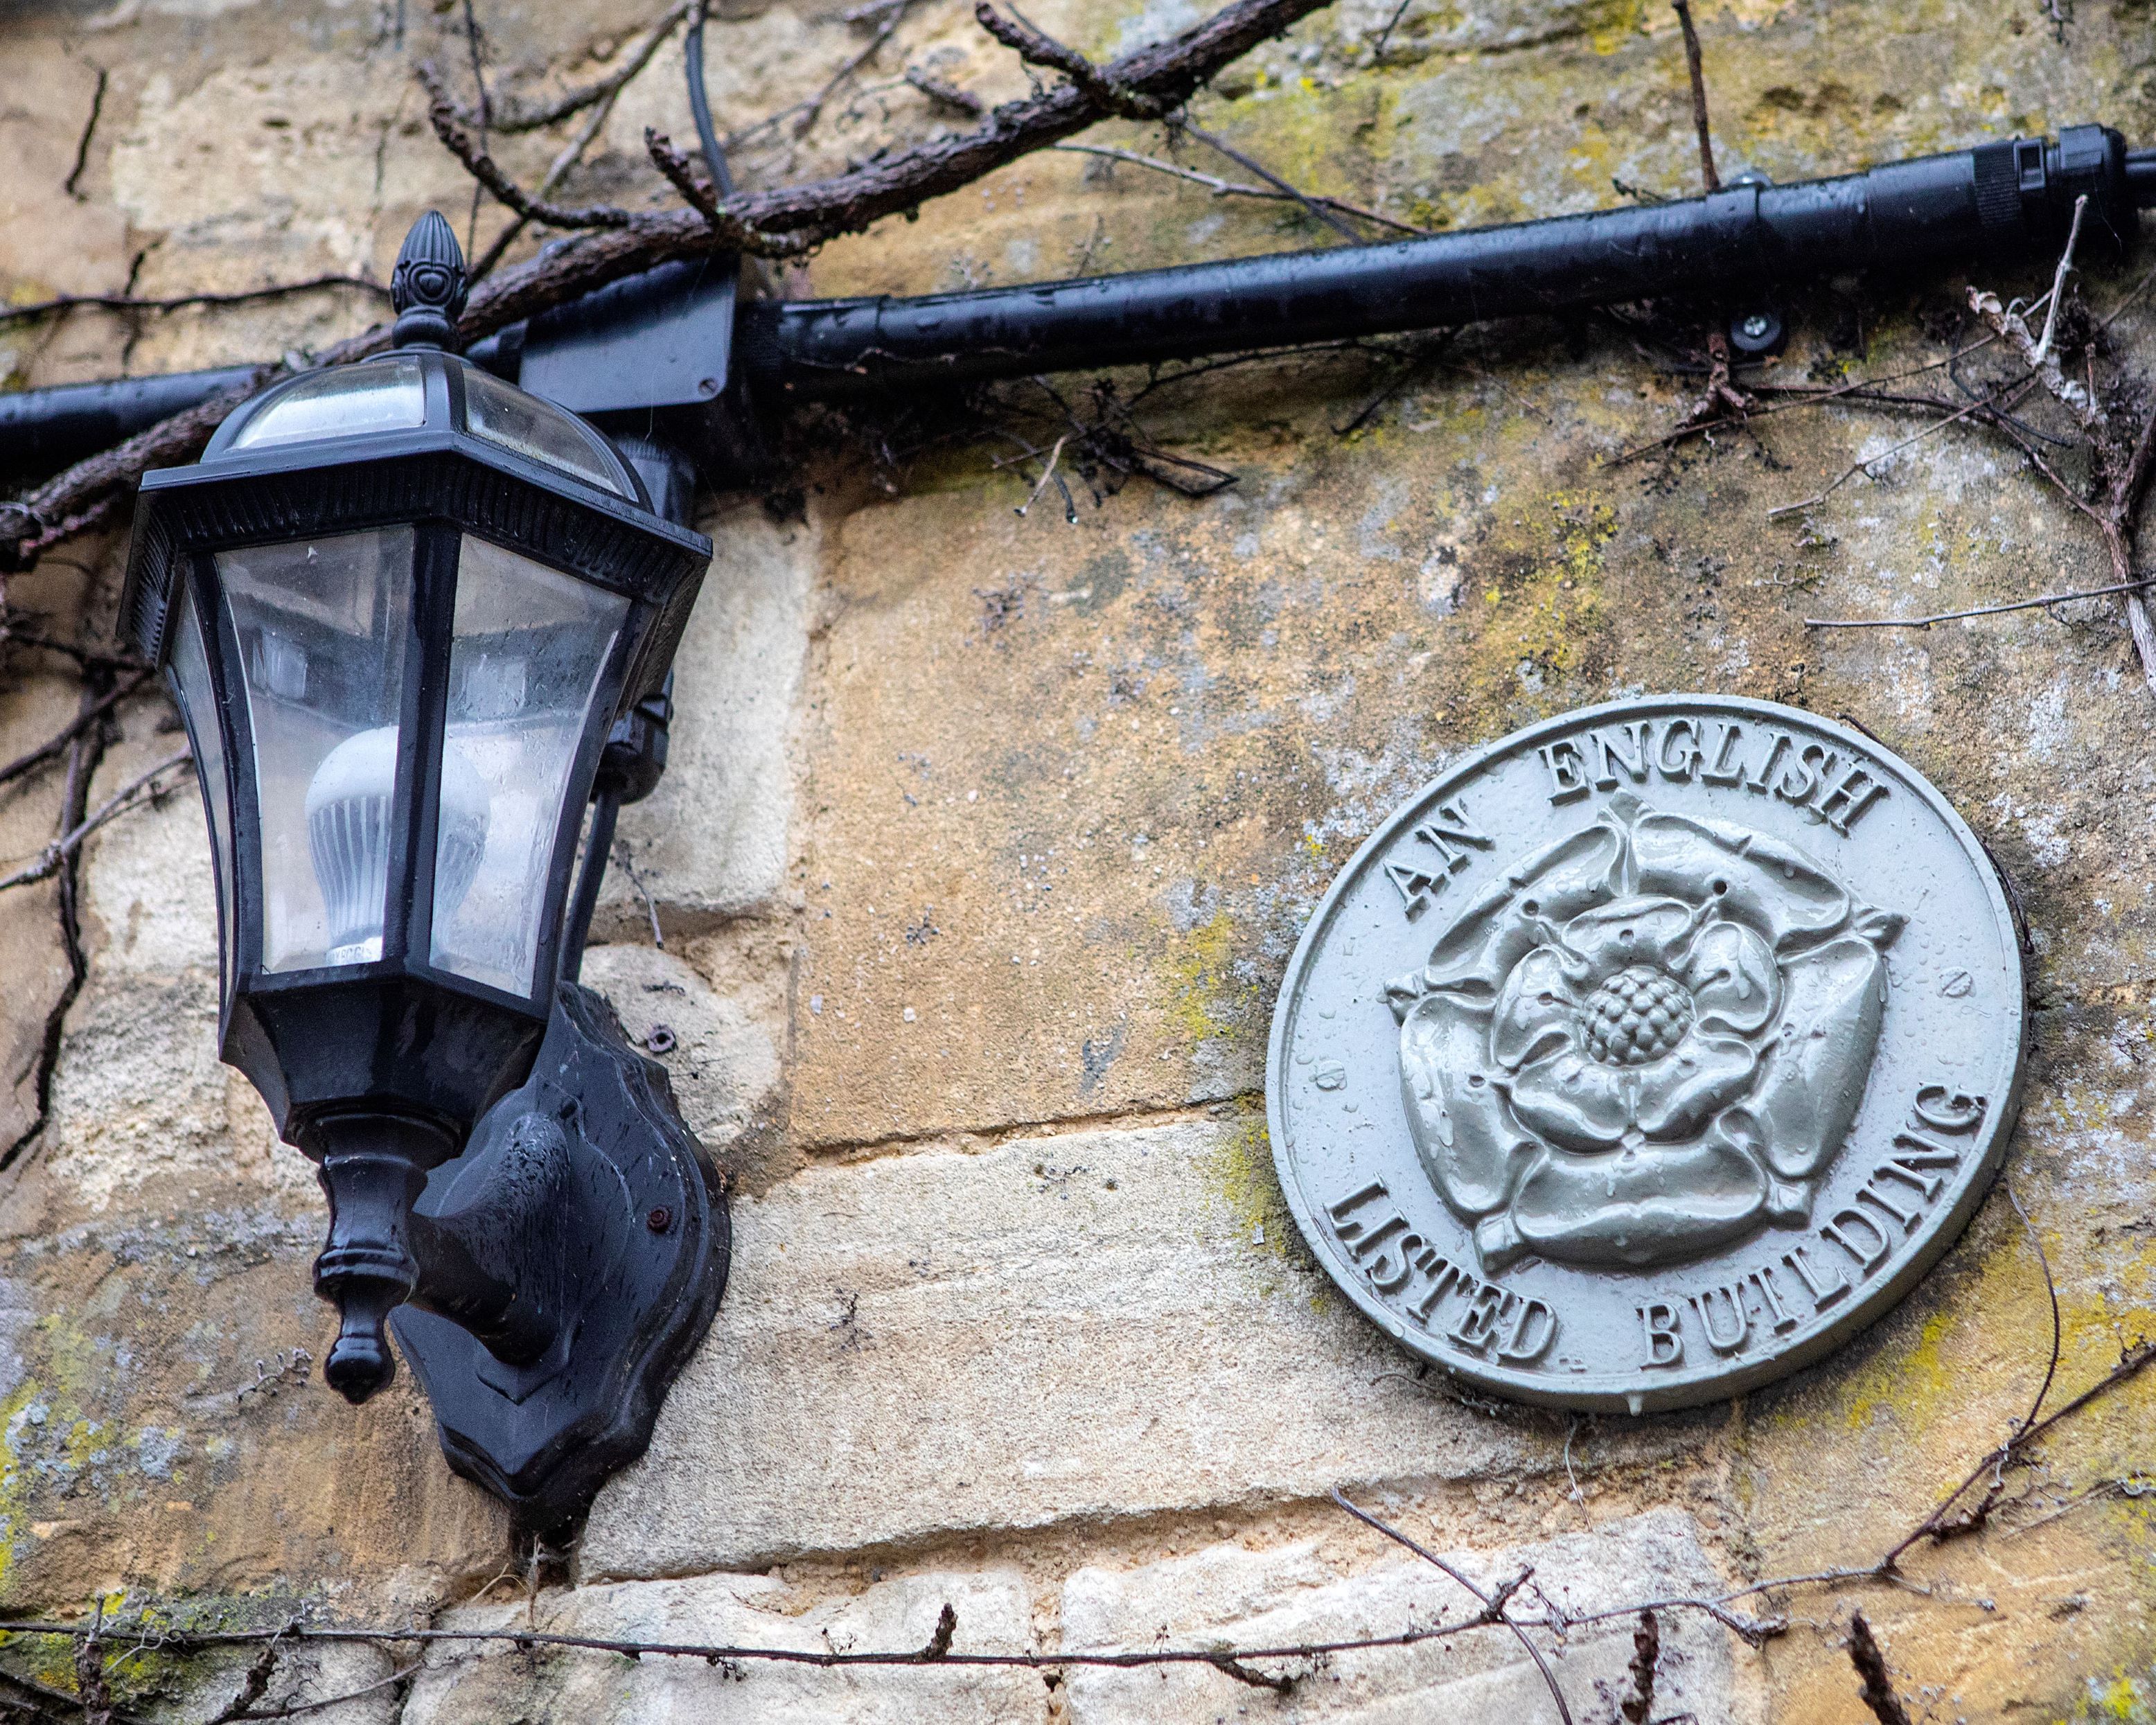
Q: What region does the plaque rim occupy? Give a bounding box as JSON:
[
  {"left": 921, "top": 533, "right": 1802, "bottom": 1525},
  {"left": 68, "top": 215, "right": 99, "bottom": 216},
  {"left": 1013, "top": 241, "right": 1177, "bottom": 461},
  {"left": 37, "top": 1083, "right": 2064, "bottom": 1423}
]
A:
[{"left": 1265, "top": 692, "right": 2029, "bottom": 1415}]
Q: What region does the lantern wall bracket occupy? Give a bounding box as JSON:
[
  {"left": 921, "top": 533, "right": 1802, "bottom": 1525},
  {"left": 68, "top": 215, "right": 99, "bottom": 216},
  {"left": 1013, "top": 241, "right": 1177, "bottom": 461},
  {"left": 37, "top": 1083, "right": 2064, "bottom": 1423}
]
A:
[{"left": 386, "top": 980, "right": 727, "bottom": 1532}]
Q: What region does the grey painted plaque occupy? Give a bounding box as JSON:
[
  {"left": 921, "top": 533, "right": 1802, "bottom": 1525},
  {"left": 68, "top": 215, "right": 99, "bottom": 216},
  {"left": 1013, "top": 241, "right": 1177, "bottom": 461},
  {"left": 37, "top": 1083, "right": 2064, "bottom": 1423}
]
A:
[{"left": 1267, "top": 696, "right": 2026, "bottom": 1413}]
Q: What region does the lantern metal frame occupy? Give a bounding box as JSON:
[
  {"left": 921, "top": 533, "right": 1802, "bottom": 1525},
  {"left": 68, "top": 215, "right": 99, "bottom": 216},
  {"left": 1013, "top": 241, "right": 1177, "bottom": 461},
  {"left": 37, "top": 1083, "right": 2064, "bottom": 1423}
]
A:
[{"left": 116, "top": 216, "right": 729, "bottom": 1530}]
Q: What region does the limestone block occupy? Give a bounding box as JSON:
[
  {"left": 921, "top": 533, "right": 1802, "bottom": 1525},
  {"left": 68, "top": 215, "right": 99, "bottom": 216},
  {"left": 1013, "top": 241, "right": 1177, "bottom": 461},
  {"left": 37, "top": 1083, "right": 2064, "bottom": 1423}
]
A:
[
  {"left": 401, "top": 1568, "right": 1044, "bottom": 1724},
  {"left": 1059, "top": 1507, "right": 1736, "bottom": 1722},
  {"left": 174, "top": 1643, "right": 403, "bottom": 1725},
  {"left": 603, "top": 507, "right": 818, "bottom": 931},
  {"left": 78, "top": 711, "right": 221, "bottom": 982},
  {"left": 0, "top": 38, "right": 130, "bottom": 309},
  {"left": 40, "top": 968, "right": 235, "bottom": 1211},
  {"left": 582, "top": 1120, "right": 1685, "bottom": 1578},
  {"left": 0, "top": 664, "right": 101, "bottom": 1154},
  {"left": 577, "top": 942, "right": 783, "bottom": 1160}
]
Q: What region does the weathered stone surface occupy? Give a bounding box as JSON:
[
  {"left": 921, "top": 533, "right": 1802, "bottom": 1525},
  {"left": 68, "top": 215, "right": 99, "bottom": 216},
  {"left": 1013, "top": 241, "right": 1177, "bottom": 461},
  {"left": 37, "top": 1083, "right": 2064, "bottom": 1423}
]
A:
[
  {"left": 600, "top": 506, "right": 820, "bottom": 933},
  {"left": 583, "top": 1119, "right": 1687, "bottom": 1579},
  {"left": 578, "top": 941, "right": 785, "bottom": 1166},
  {"left": 401, "top": 1568, "right": 1045, "bottom": 1723},
  {"left": 47, "top": 709, "right": 306, "bottom": 1212},
  {"left": 1060, "top": 1507, "right": 1738, "bottom": 1721}
]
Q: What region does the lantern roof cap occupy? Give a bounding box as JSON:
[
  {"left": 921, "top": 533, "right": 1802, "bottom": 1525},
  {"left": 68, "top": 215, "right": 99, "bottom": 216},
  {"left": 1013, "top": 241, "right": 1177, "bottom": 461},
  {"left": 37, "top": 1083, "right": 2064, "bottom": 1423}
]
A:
[{"left": 202, "top": 348, "right": 647, "bottom": 504}]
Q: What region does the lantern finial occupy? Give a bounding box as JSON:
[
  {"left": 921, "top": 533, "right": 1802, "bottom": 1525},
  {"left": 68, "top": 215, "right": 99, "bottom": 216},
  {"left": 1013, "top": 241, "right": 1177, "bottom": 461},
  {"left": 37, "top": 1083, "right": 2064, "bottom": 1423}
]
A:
[{"left": 390, "top": 210, "right": 469, "bottom": 350}]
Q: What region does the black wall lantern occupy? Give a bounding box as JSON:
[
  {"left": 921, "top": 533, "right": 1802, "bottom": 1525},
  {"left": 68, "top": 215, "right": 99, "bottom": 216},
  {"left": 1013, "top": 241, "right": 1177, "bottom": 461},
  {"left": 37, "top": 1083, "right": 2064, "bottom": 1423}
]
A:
[{"left": 118, "top": 215, "right": 727, "bottom": 1528}]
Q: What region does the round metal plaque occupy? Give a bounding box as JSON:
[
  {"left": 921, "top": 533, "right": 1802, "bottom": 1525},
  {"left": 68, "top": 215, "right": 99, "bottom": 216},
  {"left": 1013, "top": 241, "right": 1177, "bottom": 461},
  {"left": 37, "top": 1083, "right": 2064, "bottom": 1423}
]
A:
[{"left": 1267, "top": 696, "right": 2026, "bottom": 1413}]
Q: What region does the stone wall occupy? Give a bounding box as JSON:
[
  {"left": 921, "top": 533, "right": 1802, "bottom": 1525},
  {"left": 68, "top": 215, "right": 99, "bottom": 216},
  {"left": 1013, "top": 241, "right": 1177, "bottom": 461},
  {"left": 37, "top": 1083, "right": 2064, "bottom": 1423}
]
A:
[{"left": 3, "top": 0, "right": 2155, "bottom": 1719}]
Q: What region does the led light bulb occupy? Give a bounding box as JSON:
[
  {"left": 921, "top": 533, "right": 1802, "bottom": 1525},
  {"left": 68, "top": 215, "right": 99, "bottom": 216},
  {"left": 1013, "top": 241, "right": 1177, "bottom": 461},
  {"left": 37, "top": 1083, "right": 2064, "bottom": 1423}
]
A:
[{"left": 306, "top": 727, "right": 488, "bottom": 965}]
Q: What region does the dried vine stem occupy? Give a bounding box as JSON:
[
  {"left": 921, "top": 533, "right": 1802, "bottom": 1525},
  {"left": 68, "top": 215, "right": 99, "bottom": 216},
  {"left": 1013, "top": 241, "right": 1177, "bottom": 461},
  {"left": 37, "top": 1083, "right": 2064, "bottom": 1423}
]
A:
[
  {"left": 1054, "top": 141, "right": 1428, "bottom": 236},
  {"left": 0, "top": 276, "right": 387, "bottom": 331},
  {"left": 1846, "top": 1612, "right": 1914, "bottom": 1725},
  {"left": 1333, "top": 1486, "right": 1573, "bottom": 1724},
  {"left": 438, "top": 2, "right": 695, "bottom": 135},
  {"left": 1670, "top": 0, "right": 1718, "bottom": 192},
  {"left": 0, "top": 749, "right": 191, "bottom": 895},
  {"left": 0, "top": 0, "right": 1333, "bottom": 578}
]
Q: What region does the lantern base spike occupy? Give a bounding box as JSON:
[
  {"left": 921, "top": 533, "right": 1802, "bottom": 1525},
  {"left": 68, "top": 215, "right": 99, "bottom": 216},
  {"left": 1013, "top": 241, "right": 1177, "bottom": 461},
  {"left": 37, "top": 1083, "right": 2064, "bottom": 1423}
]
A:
[{"left": 310, "top": 1117, "right": 452, "bottom": 1404}]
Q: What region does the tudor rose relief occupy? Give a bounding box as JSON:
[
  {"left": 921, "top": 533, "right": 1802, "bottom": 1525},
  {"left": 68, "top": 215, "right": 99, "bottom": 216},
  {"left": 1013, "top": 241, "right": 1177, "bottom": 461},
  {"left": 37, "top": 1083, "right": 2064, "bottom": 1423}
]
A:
[{"left": 1266, "top": 699, "right": 2025, "bottom": 1414}]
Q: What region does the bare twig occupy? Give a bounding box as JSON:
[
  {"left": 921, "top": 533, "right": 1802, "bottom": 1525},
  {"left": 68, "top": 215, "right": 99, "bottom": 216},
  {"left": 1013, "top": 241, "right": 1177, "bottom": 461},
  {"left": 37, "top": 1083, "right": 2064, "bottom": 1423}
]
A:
[
  {"left": 1767, "top": 376, "right": 2036, "bottom": 519},
  {"left": 1175, "top": 120, "right": 1366, "bottom": 244},
  {"left": 646, "top": 130, "right": 723, "bottom": 224},
  {"left": 1014, "top": 434, "right": 1070, "bottom": 517},
  {"left": 1332, "top": 1488, "right": 1574, "bottom": 1724},
  {"left": 76, "top": 1602, "right": 113, "bottom": 1725},
  {"left": 0, "top": 670, "right": 154, "bottom": 795},
  {"left": 1670, "top": 0, "right": 1717, "bottom": 192},
  {"left": 1846, "top": 1613, "right": 1913, "bottom": 1725},
  {"left": 0, "top": 750, "right": 193, "bottom": 896},
  {"left": 1804, "top": 577, "right": 2156, "bottom": 630},
  {"left": 0, "top": 277, "right": 387, "bottom": 330},
  {"left": 610, "top": 837, "right": 666, "bottom": 948},
  {"left": 421, "top": 63, "right": 635, "bottom": 231},
  {"left": 201, "top": 1646, "right": 279, "bottom": 1724},
  {"left": 974, "top": 3, "right": 1167, "bottom": 121},
  {"left": 905, "top": 67, "right": 985, "bottom": 116},
  {"left": 916, "top": 1604, "right": 956, "bottom": 1662},
  {"left": 723, "top": 0, "right": 917, "bottom": 152},
  {"left": 470, "top": 28, "right": 671, "bottom": 282},
  {"left": 441, "top": 3, "right": 692, "bottom": 133},
  {"left": 2031, "top": 195, "right": 2087, "bottom": 364},
  {"left": 1605, "top": 333, "right": 2009, "bottom": 464},
  {"left": 1620, "top": 1609, "right": 1659, "bottom": 1724},
  {"left": 1054, "top": 141, "right": 1428, "bottom": 234}
]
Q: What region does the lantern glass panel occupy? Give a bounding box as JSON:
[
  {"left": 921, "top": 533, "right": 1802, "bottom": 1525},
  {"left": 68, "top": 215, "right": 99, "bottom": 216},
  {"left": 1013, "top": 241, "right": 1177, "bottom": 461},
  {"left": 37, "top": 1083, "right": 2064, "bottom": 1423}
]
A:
[
  {"left": 218, "top": 527, "right": 414, "bottom": 973},
  {"left": 166, "top": 581, "right": 237, "bottom": 994},
  {"left": 228, "top": 357, "right": 426, "bottom": 452},
  {"left": 461, "top": 366, "right": 633, "bottom": 497},
  {"left": 429, "top": 536, "right": 626, "bottom": 998}
]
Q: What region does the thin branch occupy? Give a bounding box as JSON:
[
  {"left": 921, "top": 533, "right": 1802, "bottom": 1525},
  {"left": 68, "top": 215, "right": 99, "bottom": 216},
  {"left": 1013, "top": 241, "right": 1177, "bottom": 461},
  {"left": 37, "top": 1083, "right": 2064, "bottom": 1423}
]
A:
[
  {"left": 1175, "top": 120, "right": 1366, "bottom": 244},
  {"left": 1803, "top": 577, "right": 2156, "bottom": 630},
  {"left": 646, "top": 130, "right": 723, "bottom": 224},
  {"left": 200, "top": 1646, "right": 278, "bottom": 1725},
  {"left": 905, "top": 67, "right": 985, "bottom": 116},
  {"left": 1054, "top": 141, "right": 1428, "bottom": 234},
  {"left": 1619, "top": 1609, "right": 1658, "bottom": 1725},
  {"left": 1014, "top": 434, "right": 1071, "bottom": 517},
  {"left": 0, "top": 277, "right": 387, "bottom": 330},
  {"left": 470, "top": 39, "right": 657, "bottom": 281},
  {"left": 721, "top": 0, "right": 918, "bottom": 152},
  {"left": 1370, "top": 0, "right": 1414, "bottom": 54},
  {"left": 1332, "top": 1489, "right": 1574, "bottom": 1724},
  {"left": 1765, "top": 376, "right": 2036, "bottom": 519},
  {"left": 1846, "top": 1613, "right": 1913, "bottom": 1725},
  {"left": 0, "top": 750, "right": 192, "bottom": 896},
  {"left": 0, "top": 670, "right": 154, "bottom": 795},
  {"left": 442, "top": 3, "right": 692, "bottom": 133},
  {"left": 1670, "top": 0, "right": 1717, "bottom": 192},
  {"left": 974, "top": 2, "right": 1168, "bottom": 121},
  {"left": 2031, "top": 195, "right": 2087, "bottom": 366},
  {"left": 421, "top": 64, "right": 636, "bottom": 230}
]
